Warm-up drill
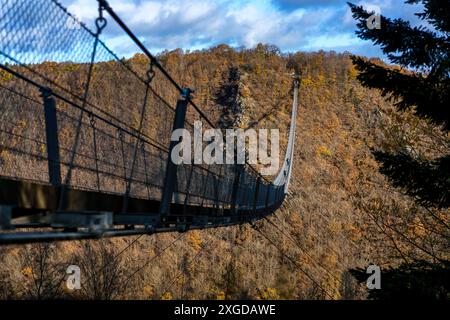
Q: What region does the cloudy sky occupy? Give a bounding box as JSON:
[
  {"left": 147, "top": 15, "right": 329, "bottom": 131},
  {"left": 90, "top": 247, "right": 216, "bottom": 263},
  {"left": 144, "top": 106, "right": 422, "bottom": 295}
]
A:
[{"left": 60, "top": 0, "right": 426, "bottom": 58}]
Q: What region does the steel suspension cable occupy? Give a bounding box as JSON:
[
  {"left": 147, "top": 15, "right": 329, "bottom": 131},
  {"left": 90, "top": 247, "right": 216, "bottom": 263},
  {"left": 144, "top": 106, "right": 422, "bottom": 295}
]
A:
[
  {"left": 58, "top": 4, "right": 107, "bottom": 210},
  {"left": 122, "top": 63, "right": 155, "bottom": 212},
  {"left": 97, "top": 0, "right": 270, "bottom": 185},
  {"left": 0, "top": 64, "right": 169, "bottom": 154},
  {"left": 250, "top": 223, "right": 335, "bottom": 299},
  {"left": 263, "top": 216, "right": 343, "bottom": 285},
  {"left": 121, "top": 232, "right": 186, "bottom": 289},
  {"left": 158, "top": 233, "right": 216, "bottom": 299}
]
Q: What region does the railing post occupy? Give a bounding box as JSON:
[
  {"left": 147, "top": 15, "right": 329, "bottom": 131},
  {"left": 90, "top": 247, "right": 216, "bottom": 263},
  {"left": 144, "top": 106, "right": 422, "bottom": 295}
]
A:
[
  {"left": 265, "top": 184, "right": 271, "bottom": 209},
  {"left": 275, "top": 187, "right": 281, "bottom": 206},
  {"left": 0, "top": 206, "right": 12, "bottom": 230},
  {"left": 252, "top": 176, "right": 261, "bottom": 214},
  {"left": 230, "top": 164, "right": 243, "bottom": 214},
  {"left": 273, "top": 187, "right": 277, "bottom": 206},
  {"left": 159, "top": 89, "right": 191, "bottom": 217},
  {"left": 41, "top": 88, "right": 61, "bottom": 187}
]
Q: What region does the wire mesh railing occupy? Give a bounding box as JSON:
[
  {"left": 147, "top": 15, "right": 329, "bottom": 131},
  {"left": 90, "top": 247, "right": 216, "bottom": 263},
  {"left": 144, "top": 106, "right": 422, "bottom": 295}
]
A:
[{"left": 0, "top": 0, "right": 291, "bottom": 241}]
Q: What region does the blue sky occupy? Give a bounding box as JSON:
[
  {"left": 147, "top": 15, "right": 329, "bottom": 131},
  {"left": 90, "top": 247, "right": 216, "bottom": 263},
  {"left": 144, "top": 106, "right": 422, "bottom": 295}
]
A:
[{"left": 59, "top": 0, "right": 426, "bottom": 58}]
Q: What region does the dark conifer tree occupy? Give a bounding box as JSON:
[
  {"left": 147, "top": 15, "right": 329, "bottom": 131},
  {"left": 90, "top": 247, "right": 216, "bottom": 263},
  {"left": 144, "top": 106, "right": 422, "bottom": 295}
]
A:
[
  {"left": 349, "top": 0, "right": 450, "bottom": 209},
  {"left": 348, "top": 0, "right": 450, "bottom": 298}
]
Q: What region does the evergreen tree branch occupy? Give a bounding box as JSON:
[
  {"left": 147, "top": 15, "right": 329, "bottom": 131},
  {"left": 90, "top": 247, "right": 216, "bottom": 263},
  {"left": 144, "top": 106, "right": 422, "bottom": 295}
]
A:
[
  {"left": 348, "top": 2, "right": 450, "bottom": 72},
  {"left": 374, "top": 151, "right": 450, "bottom": 209},
  {"left": 351, "top": 56, "right": 450, "bottom": 130},
  {"left": 406, "top": 0, "right": 450, "bottom": 33}
]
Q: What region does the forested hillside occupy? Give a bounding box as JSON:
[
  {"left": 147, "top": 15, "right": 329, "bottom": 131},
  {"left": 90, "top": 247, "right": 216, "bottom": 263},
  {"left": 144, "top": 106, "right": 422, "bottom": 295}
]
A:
[{"left": 0, "top": 44, "right": 448, "bottom": 299}]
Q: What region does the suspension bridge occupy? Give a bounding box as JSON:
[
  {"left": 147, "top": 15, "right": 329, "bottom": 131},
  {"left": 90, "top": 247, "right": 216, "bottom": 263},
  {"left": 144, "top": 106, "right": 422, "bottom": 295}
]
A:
[{"left": 0, "top": 0, "right": 298, "bottom": 244}]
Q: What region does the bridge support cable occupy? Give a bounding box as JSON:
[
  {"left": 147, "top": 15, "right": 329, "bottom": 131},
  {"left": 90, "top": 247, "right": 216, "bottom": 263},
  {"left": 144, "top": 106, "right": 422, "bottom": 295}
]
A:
[
  {"left": 272, "top": 210, "right": 352, "bottom": 269},
  {"left": 98, "top": 0, "right": 268, "bottom": 184},
  {"left": 0, "top": 65, "right": 167, "bottom": 155},
  {"left": 263, "top": 216, "right": 344, "bottom": 286},
  {"left": 78, "top": 230, "right": 203, "bottom": 297},
  {"left": 121, "top": 63, "right": 156, "bottom": 214},
  {"left": 0, "top": 0, "right": 299, "bottom": 244},
  {"left": 250, "top": 223, "right": 335, "bottom": 299},
  {"left": 121, "top": 232, "right": 186, "bottom": 290},
  {"left": 158, "top": 231, "right": 216, "bottom": 299},
  {"left": 57, "top": 3, "right": 107, "bottom": 211}
]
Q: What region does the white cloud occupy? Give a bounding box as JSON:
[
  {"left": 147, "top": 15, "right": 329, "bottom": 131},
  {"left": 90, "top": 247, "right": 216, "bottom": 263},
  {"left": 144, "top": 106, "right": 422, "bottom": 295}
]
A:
[{"left": 59, "top": 0, "right": 426, "bottom": 57}]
